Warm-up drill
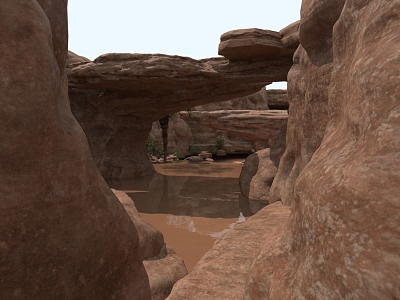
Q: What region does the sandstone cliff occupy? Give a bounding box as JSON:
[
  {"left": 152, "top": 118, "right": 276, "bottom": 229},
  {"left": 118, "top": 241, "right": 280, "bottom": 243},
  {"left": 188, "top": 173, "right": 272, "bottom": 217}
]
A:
[
  {"left": 169, "top": 0, "right": 400, "bottom": 299},
  {"left": 0, "top": 1, "right": 151, "bottom": 299}
]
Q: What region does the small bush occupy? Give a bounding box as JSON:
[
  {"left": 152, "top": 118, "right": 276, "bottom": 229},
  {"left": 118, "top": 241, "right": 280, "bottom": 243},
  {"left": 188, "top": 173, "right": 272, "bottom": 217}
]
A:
[
  {"left": 223, "top": 146, "right": 231, "bottom": 153},
  {"left": 174, "top": 152, "right": 186, "bottom": 159},
  {"left": 208, "top": 145, "right": 218, "bottom": 153},
  {"left": 216, "top": 135, "right": 225, "bottom": 150},
  {"left": 146, "top": 140, "right": 163, "bottom": 158},
  {"left": 189, "top": 146, "right": 201, "bottom": 155}
]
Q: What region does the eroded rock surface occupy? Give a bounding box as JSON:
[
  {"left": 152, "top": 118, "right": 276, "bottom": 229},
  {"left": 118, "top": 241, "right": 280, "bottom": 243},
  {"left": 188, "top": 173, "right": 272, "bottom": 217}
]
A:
[
  {"left": 68, "top": 52, "right": 292, "bottom": 179},
  {"left": 269, "top": 45, "right": 332, "bottom": 206},
  {"left": 113, "top": 190, "right": 188, "bottom": 300},
  {"left": 167, "top": 202, "right": 291, "bottom": 300},
  {"left": 218, "top": 28, "right": 296, "bottom": 61},
  {"left": 245, "top": 0, "right": 400, "bottom": 299},
  {"left": 0, "top": 1, "right": 150, "bottom": 299},
  {"left": 239, "top": 149, "right": 277, "bottom": 206},
  {"left": 180, "top": 110, "right": 288, "bottom": 151},
  {"left": 167, "top": 0, "right": 400, "bottom": 299},
  {"left": 266, "top": 89, "right": 289, "bottom": 110},
  {"left": 279, "top": 20, "right": 300, "bottom": 49}
]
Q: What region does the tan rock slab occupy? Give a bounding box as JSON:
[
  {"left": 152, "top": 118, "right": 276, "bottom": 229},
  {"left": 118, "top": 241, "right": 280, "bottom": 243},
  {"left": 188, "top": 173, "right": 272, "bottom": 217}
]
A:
[
  {"left": 218, "top": 28, "right": 295, "bottom": 61},
  {"left": 167, "top": 202, "right": 290, "bottom": 300}
]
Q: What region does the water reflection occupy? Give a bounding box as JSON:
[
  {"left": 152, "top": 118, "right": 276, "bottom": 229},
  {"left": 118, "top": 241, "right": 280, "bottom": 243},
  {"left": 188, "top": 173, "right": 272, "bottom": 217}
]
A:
[
  {"left": 107, "top": 160, "right": 268, "bottom": 272},
  {"left": 108, "top": 172, "right": 256, "bottom": 218}
]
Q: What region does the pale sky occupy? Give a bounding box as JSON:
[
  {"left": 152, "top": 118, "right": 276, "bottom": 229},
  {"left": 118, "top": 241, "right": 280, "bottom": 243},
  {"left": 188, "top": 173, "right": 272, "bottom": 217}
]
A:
[{"left": 68, "top": 1, "right": 301, "bottom": 89}]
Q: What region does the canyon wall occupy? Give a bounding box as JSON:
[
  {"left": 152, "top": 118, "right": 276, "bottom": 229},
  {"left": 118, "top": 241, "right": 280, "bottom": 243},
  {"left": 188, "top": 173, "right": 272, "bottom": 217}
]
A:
[
  {"left": 244, "top": 0, "right": 400, "bottom": 298},
  {"left": 169, "top": 0, "right": 400, "bottom": 299},
  {"left": 0, "top": 1, "right": 151, "bottom": 299}
]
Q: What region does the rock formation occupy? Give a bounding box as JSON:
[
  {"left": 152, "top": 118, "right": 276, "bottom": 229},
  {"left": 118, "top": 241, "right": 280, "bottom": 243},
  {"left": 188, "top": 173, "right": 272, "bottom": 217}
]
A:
[
  {"left": 218, "top": 28, "right": 296, "bottom": 61},
  {"left": 168, "top": 0, "right": 400, "bottom": 299},
  {"left": 68, "top": 28, "right": 294, "bottom": 179},
  {"left": 167, "top": 202, "right": 291, "bottom": 299},
  {"left": 244, "top": 0, "right": 400, "bottom": 299},
  {"left": 239, "top": 149, "right": 277, "bottom": 206},
  {"left": 148, "top": 88, "right": 289, "bottom": 157},
  {"left": 279, "top": 20, "right": 300, "bottom": 49},
  {"left": 269, "top": 45, "right": 332, "bottom": 205},
  {"left": 180, "top": 110, "right": 287, "bottom": 152},
  {"left": 266, "top": 89, "right": 289, "bottom": 110},
  {"left": 0, "top": 1, "right": 151, "bottom": 299},
  {"left": 113, "top": 190, "right": 188, "bottom": 299}
]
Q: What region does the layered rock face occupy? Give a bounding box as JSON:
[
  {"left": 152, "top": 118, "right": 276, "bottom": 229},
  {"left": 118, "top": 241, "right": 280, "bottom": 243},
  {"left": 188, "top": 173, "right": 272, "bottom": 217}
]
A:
[
  {"left": 0, "top": 1, "right": 150, "bottom": 299},
  {"left": 181, "top": 110, "right": 287, "bottom": 152},
  {"left": 149, "top": 89, "right": 288, "bottom": 156},
  {"left": 244, "top": 0, "right": 400, "bottom": 299},
  {"left": 68, "top": 28, "right": 294, "bottom": 179},
  {"left": 218, "top": 28, "right": 296, "bottom": 61}
]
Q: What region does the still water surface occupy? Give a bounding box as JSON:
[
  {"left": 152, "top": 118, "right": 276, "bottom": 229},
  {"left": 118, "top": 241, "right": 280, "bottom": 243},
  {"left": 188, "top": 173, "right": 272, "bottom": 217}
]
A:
[{"left": 108, "top": 158, "right": 262, "bottom": 272}]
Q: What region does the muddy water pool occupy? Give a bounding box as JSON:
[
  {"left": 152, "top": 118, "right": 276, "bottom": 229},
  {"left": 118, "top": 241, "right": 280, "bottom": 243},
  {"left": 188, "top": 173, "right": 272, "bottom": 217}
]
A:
[{"left": 108, "top": 158, "right": 262, "bottom": 272}]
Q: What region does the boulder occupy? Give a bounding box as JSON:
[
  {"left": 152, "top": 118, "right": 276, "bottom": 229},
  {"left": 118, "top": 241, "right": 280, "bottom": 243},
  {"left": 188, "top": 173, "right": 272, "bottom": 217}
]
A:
[
  {"left": 199, "top": 151, "right": 213, "bottom": 159},
  {"left": 0, "top": 1, "right": 150, "bottom": 299},
  {"left": 113, "top": 190, "right": 188, "bottom": 300},
  {"left": 239, "top": 149, "right": 277, "bottom": 206},
  {"left": 186, "top": 156, "right": 204, "bottom": 163},
  {"left": 67, "top": 50, "right": 91, "bottom": 66},
  {"left": 279, "top": 20, "right": 300, "bottom": 49},
  {"left": 143, "top": 246, "right": 188, "bottom": 300},
  {"left": 113, "top": 189, "right": 165, "bottom": 261},
  {"left": 218, "top": 28, "right": 296, "bottom": 61},
  {"left": 217, "top": 149, "right": 227, "bottom": 156}
]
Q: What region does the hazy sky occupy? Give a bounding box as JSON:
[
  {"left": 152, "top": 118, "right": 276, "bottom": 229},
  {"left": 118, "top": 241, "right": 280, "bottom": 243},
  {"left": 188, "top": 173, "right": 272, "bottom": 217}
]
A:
[{"left": 68, "top": 1, "right": 301, "bottom": 89}]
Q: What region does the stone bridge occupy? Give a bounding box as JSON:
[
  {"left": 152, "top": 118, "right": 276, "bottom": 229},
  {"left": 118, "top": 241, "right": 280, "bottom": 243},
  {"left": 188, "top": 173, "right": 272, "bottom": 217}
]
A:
[{"left": 67, "top": 23, "right": 299, "bottom": 179}]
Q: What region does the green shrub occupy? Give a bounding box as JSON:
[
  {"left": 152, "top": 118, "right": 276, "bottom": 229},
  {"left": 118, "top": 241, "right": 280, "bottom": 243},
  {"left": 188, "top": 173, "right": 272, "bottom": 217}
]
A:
[
  {"left": 216, "top": 135, "right": 225, "bottom": 150},
  {"left": 208, "top": 145, "right": 218, "bottom": 153},
  {"left": 223, "top": 146, "right": 232, "bottom": 153},
  {"left": 146, "top": 140, "right": 163, "bottom": 158},
  {"left": 174, "top": 152, "right": 186, "bottom": 159},
  {"left": 189, "top": 146, "right": 201, "bottom": 155}
]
